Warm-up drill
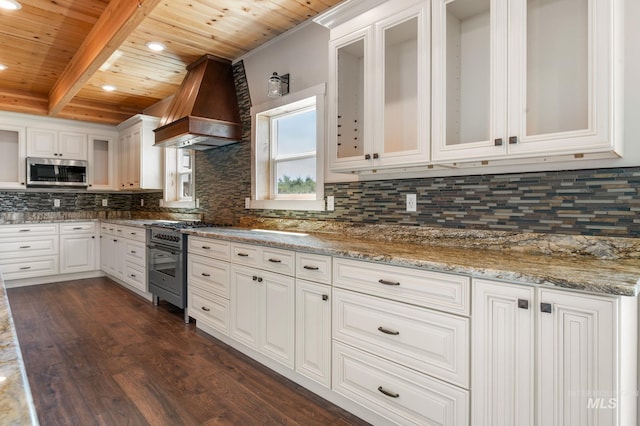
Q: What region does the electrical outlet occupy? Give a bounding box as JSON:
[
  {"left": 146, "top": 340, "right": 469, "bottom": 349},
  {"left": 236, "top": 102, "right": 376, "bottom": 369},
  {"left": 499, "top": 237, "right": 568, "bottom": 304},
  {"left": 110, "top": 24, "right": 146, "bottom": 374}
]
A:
[
  {"left": 102, "top": 198, "right": 108, "bottom": 207},
  {"left": 140, "top": 199, "right": 144, "bottom": 207},
  {"left": 245, "top": 197, "right": 251, "bottom": 209},
  {"left": 159, "top": 199, "right": 164, "bottom": 207},
  {"left": 196, "top": 198, "right": 200, "bottom": 208},
  {"left": 326, "top": 195, "right": 335, "bottom": 211},
  {"left": 406, "top": 194, "right": 417, "bottom": 212},
  {"left": 53, "top": 199, "right": 60, "bottom": 208}
]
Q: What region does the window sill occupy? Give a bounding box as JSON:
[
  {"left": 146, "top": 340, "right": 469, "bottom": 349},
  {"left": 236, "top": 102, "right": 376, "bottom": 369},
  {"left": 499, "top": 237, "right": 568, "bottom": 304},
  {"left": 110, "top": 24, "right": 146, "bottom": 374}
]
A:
[{"left": 248, "top": 199, "right": 325, "bottom": 211}]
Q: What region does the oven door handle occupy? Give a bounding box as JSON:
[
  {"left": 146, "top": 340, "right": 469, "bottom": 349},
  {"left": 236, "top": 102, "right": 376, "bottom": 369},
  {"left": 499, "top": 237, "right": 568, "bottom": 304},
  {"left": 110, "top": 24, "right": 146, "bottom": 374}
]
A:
[{"left": 147, "top": 244, "right": 178, "bottom": 256}]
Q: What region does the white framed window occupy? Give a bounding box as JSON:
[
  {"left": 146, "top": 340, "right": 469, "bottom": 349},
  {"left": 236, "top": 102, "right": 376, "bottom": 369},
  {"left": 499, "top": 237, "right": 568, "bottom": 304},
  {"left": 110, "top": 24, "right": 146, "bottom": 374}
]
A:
[
  {"left": 163, "top": 147, "right": 196, "bottom": 208},
  {"left": 250, "top": 83, "right": 326, "bottom": 211}
]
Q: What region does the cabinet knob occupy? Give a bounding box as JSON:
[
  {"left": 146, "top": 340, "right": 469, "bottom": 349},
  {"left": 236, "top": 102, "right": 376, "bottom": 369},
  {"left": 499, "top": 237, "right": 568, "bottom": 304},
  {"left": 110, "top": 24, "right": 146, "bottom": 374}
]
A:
[
  {"left": 372, "top": 153, "right": 379, "bottom": 159},
  {"left": 494, "top": 138, "right": 503, "bottom": 146},
  {"left": 509, "top": 136, "right": 518, "bottom": 144},
  {"left": 518, "top": 299, "right": 529, "bottom": 309},
  {"left": 257, "top": 277, "right": 263, "bottom": 283},
  {"left": 322, "top": 294, "right": 328, "bottom": 301},
  {"left": 540, "top": 303, "right": 552, "bottom": 313},
  {"left": 364, "top": 154, "right": 371, "bottom": 160}
]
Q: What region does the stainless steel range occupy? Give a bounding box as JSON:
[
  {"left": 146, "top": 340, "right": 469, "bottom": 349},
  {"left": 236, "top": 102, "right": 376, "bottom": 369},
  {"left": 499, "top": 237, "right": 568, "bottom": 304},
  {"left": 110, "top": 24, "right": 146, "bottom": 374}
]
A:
[{"left": 146, "top": 221, "right": 215, "bottom": 323}]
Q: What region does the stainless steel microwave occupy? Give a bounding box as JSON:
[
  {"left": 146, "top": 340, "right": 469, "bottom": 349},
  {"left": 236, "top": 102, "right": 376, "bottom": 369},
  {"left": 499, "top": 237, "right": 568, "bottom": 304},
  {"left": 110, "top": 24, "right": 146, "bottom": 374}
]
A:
[{"left": 26, "top": 157, "right": 88, "bottom": 188}]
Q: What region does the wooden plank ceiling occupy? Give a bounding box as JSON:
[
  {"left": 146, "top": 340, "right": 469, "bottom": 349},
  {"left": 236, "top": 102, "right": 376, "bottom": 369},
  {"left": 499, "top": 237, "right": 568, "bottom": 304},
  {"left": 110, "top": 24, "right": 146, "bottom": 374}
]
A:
[{"left": 0, "top": 0, "right": 342, "bottom": 125}]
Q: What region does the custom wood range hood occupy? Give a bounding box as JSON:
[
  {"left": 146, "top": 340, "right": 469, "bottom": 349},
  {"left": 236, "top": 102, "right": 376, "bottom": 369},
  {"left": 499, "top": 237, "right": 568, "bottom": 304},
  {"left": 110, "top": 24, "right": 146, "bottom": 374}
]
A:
[{"left": 153, "top": 54, "right": 242, "bottom": 150}]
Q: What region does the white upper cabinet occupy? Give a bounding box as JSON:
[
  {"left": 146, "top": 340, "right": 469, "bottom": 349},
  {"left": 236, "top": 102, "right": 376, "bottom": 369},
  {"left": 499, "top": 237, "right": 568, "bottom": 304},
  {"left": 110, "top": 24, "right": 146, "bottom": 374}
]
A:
[
  {"left": 27, "top": 128, "right": 88, "bottom": 160},
  {"left": 0, "top": 125, "right": 26, "bottom": 189},
  {"left": 117, "top": 114, "right": 162, "bottom": 191},
  {"left": 432, "top": 0, "right": 622, "bottom": 163},
  {"left": 88, "top": 134, "right": 117, "bottom": 191},
  {"left": 328, "top": 0, "right": 430, "bottom": 172}
]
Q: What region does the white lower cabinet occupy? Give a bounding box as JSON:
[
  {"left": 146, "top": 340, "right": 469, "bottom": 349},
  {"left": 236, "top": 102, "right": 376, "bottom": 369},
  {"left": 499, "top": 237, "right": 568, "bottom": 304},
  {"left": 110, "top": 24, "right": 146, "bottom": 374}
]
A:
[
  {"left": 472, "top": 279, "right": 637, "bottom": 426},
  {"left": 100, "top": 223, "right": 146, "bottom": 291},
  {"left": 230, "top": 264, "right": 295, "bottom": 369},
  {"left": 296, "top": 278, "right": 332, "bottom": 388},
  {"left": 0, "top": 223, "right": 59, "bottom": 280},
  {"left": 332, "top": 257, "right": 471, "bottom": 425},
  {"left": 60, "top": 222, "right": 99, "bottom": 274},
  {"left": 333, "top": 341, "right": 469, "bottom": 425}
]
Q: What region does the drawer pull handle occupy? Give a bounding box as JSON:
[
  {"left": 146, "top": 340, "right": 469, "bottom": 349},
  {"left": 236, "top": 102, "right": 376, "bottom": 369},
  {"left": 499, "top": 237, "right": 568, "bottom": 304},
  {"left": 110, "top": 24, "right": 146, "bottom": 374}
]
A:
[
  {"left": 19, "top": 245, "right": 31, "bottom": 249},
  {"left": 377, "top": 386, "right": 399, "bottom": 398},
  {"left": 268, "top": 258, "right": 282, "bottom": 263},
  {"left": 237, "top": 253, "right": 249, "bottom": 257},
  {"left": 377, "top": 326, "right": 399, "bottom": 336},
  {"left": 201, "top": 273, "right": 211, "bottom": 277},
  {"left": 303, "top": 265, "right": 319, "bottom": 270},
  {"left": 73, "top": 227, "right": 83, "bottom": 230},
  {"left": 19, "top": 229, "right": 30, "bottom": 232},
  {"left": 378, "top": 279, "right": 400, "bottom": 286},
  {"left": 19, "top": 266, "right": 31, "bottom": 270},
  {"left": 201, "top": 306, "right": 210, "bottom": 312},
  {"left": 201, "top": 246, "right": 211, "bottom": 250}
]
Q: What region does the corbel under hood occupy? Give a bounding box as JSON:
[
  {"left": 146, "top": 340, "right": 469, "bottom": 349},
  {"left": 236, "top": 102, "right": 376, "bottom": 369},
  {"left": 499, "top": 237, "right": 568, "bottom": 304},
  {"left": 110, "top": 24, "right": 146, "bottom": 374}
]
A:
[{"left": 153, "top": 54, "right": 242, "bottom": 150}]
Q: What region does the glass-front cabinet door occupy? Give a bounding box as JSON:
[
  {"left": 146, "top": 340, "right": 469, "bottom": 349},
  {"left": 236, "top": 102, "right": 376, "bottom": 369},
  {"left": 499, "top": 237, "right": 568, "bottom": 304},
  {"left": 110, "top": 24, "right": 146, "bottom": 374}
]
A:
[
  {"left": 373, "top": 4, "right": 430, "bottom": 169},
  {"left": 432, "top": 0, "right": 620, "bottom": 163},
  {"left": 328, "top": 27, "right": 372, "bottom": 172},
  {"left": 0, "top": 125, "right": 26, "bottom": 189},
  {"left": 328, "top": 0, "right": 430, "bottom": 173}
]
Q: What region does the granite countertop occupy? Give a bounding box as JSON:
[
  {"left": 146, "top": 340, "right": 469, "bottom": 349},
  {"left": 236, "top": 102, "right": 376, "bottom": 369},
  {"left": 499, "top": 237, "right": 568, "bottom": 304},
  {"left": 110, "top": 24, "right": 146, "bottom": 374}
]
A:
[
  {"left": 184, "top": 225, "right": 640, "bottom": 297},
  {"left": 0, "top": 276, "right": 38, "bottom": 425}
]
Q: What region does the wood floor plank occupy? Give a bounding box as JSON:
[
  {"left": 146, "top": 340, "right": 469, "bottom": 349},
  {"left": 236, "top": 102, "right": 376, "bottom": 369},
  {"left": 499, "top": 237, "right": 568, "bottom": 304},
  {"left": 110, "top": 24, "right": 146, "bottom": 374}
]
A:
[{"left": 7, "top": 278, "right": 370, "bottom": 425}]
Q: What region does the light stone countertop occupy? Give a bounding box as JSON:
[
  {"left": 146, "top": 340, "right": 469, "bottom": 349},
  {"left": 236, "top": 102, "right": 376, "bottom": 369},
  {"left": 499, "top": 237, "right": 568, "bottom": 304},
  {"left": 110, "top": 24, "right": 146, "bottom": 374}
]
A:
[
  {"left": 184, "top": 226, "right": 640, "bottom": 297},
  {"left": 0, "top": 276, "right": 39, "bottom": 425}
]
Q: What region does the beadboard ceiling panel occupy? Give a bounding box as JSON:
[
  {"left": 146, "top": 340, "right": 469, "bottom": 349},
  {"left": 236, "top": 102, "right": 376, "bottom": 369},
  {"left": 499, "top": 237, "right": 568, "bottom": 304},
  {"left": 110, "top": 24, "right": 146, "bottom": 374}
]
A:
[{"left": 0, "top": 0, "right": 342, "bottom": 125}]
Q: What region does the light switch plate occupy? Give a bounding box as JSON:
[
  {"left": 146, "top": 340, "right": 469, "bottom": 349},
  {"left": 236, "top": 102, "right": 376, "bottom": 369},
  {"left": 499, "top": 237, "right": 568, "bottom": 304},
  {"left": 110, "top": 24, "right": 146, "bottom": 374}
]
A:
[
  {"left": 406, "top": 194, "right": 417, "bottom": 212},
  {"left": 53, "top": 199, "right": 60, "bottom": 208},
  {"left": 102, "top": 199, "right": 108, "bottom": 207},
  {"left": 327, "top": 195, "right": 335, "bottom": 211}
]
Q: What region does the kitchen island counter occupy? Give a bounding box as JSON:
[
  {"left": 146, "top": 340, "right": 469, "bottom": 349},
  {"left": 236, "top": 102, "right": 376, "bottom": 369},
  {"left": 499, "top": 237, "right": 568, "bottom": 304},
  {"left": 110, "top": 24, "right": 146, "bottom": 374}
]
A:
[{"left": 0, "top": 275, "right": 38, "bottom": 425}]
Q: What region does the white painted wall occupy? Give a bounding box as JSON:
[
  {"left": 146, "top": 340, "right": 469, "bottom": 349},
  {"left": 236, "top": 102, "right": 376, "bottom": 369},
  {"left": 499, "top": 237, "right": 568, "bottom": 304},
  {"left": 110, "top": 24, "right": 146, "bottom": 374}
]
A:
[{"left": 237, "top": 1, "right": 640, "bottom": 182}]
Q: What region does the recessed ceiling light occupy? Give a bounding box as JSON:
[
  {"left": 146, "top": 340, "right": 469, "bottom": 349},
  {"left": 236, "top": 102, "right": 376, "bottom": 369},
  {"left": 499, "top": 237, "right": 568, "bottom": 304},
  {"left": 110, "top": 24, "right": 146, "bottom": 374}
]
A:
[
  {"left": 146, "top": 41, "right": 166, "bottom": 52},
  {"left": 0, "top": 64, "right": 7, "bottom": 71},
  {"left": 0, "top": 0, "right": 22, "bottom": 10},
  {"left": 101, "top": 85, "right": 117, "bottom": 92}
]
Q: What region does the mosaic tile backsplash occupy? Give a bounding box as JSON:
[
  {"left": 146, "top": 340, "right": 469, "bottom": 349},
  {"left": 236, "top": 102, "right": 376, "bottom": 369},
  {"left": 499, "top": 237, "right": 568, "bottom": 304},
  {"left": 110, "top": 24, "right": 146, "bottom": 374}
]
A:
[{"left": 1, "top": 60, "right": 638, "bottom": 238}]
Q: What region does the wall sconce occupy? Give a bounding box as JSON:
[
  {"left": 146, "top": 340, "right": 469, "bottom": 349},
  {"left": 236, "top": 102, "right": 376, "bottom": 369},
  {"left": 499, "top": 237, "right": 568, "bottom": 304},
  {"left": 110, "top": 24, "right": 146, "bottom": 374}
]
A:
[{"left": 267, "top": 72, "right": 289, "bottom": 97}]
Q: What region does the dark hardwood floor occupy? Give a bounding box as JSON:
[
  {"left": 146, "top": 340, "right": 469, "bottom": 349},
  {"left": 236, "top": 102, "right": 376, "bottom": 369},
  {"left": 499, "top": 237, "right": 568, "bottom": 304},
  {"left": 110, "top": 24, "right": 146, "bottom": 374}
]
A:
[{"left": 7, "top": 278, "right": 369, "bottom": 426}]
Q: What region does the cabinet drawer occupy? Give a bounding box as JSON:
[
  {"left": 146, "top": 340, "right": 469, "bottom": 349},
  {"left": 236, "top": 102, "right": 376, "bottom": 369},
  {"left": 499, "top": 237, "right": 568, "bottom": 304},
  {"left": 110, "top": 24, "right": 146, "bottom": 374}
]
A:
[
  {"left": 0, "top": 256, "right": 59, "bottom": 280},
  {"left": 296, "top": 252, "right": 332, "bottom": 284},
  {"left": 188, "top": 254, "right": 230, "bottom": 298},
  {"left": 261, "top": 246, "right": 295, "bottom": 276},
  {"left": 231, "top": 242, "right": 260, "bottom": 267},
  {"left": 100, "top": 223, "right": 118, "bottom": 236},
  {"left": 188, "top": 236, "right": 230, "bottom": 260},
  {"left": 333, "top": 289, "right": 469, "bottom": 388},
  {"left": 333, "top": 341, "right": 469, "bottom": 426},
  {"left": 60, "top": 222, "right": 96, "bottom": 234},
  {"left": 0, "top": 223, "right": 58, "bottom": 237},
  {"left": 333, "top": 258, "right": 470, "bottom": 316},
  {"left": 189, "top": 288, "right": 229, "bottom": 335},
  {"left": 124, "top": 240, "right": 145, "bottom": 265},
  {"left": 120, "top": 225, "right": 145, "bottom": 243},
  {"left": 0, "top": 236, "right": 59, "bottom": 259},
  {"left": 124, "top": 261, "right": 146, "bottom": 292}
]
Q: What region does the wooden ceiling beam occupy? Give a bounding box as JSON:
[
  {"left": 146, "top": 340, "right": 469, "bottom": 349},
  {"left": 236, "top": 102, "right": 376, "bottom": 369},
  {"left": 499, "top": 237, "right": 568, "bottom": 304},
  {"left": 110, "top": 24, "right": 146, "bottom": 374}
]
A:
[{"left": 48, "top": 0, "right": 162, "bottom": 117}]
